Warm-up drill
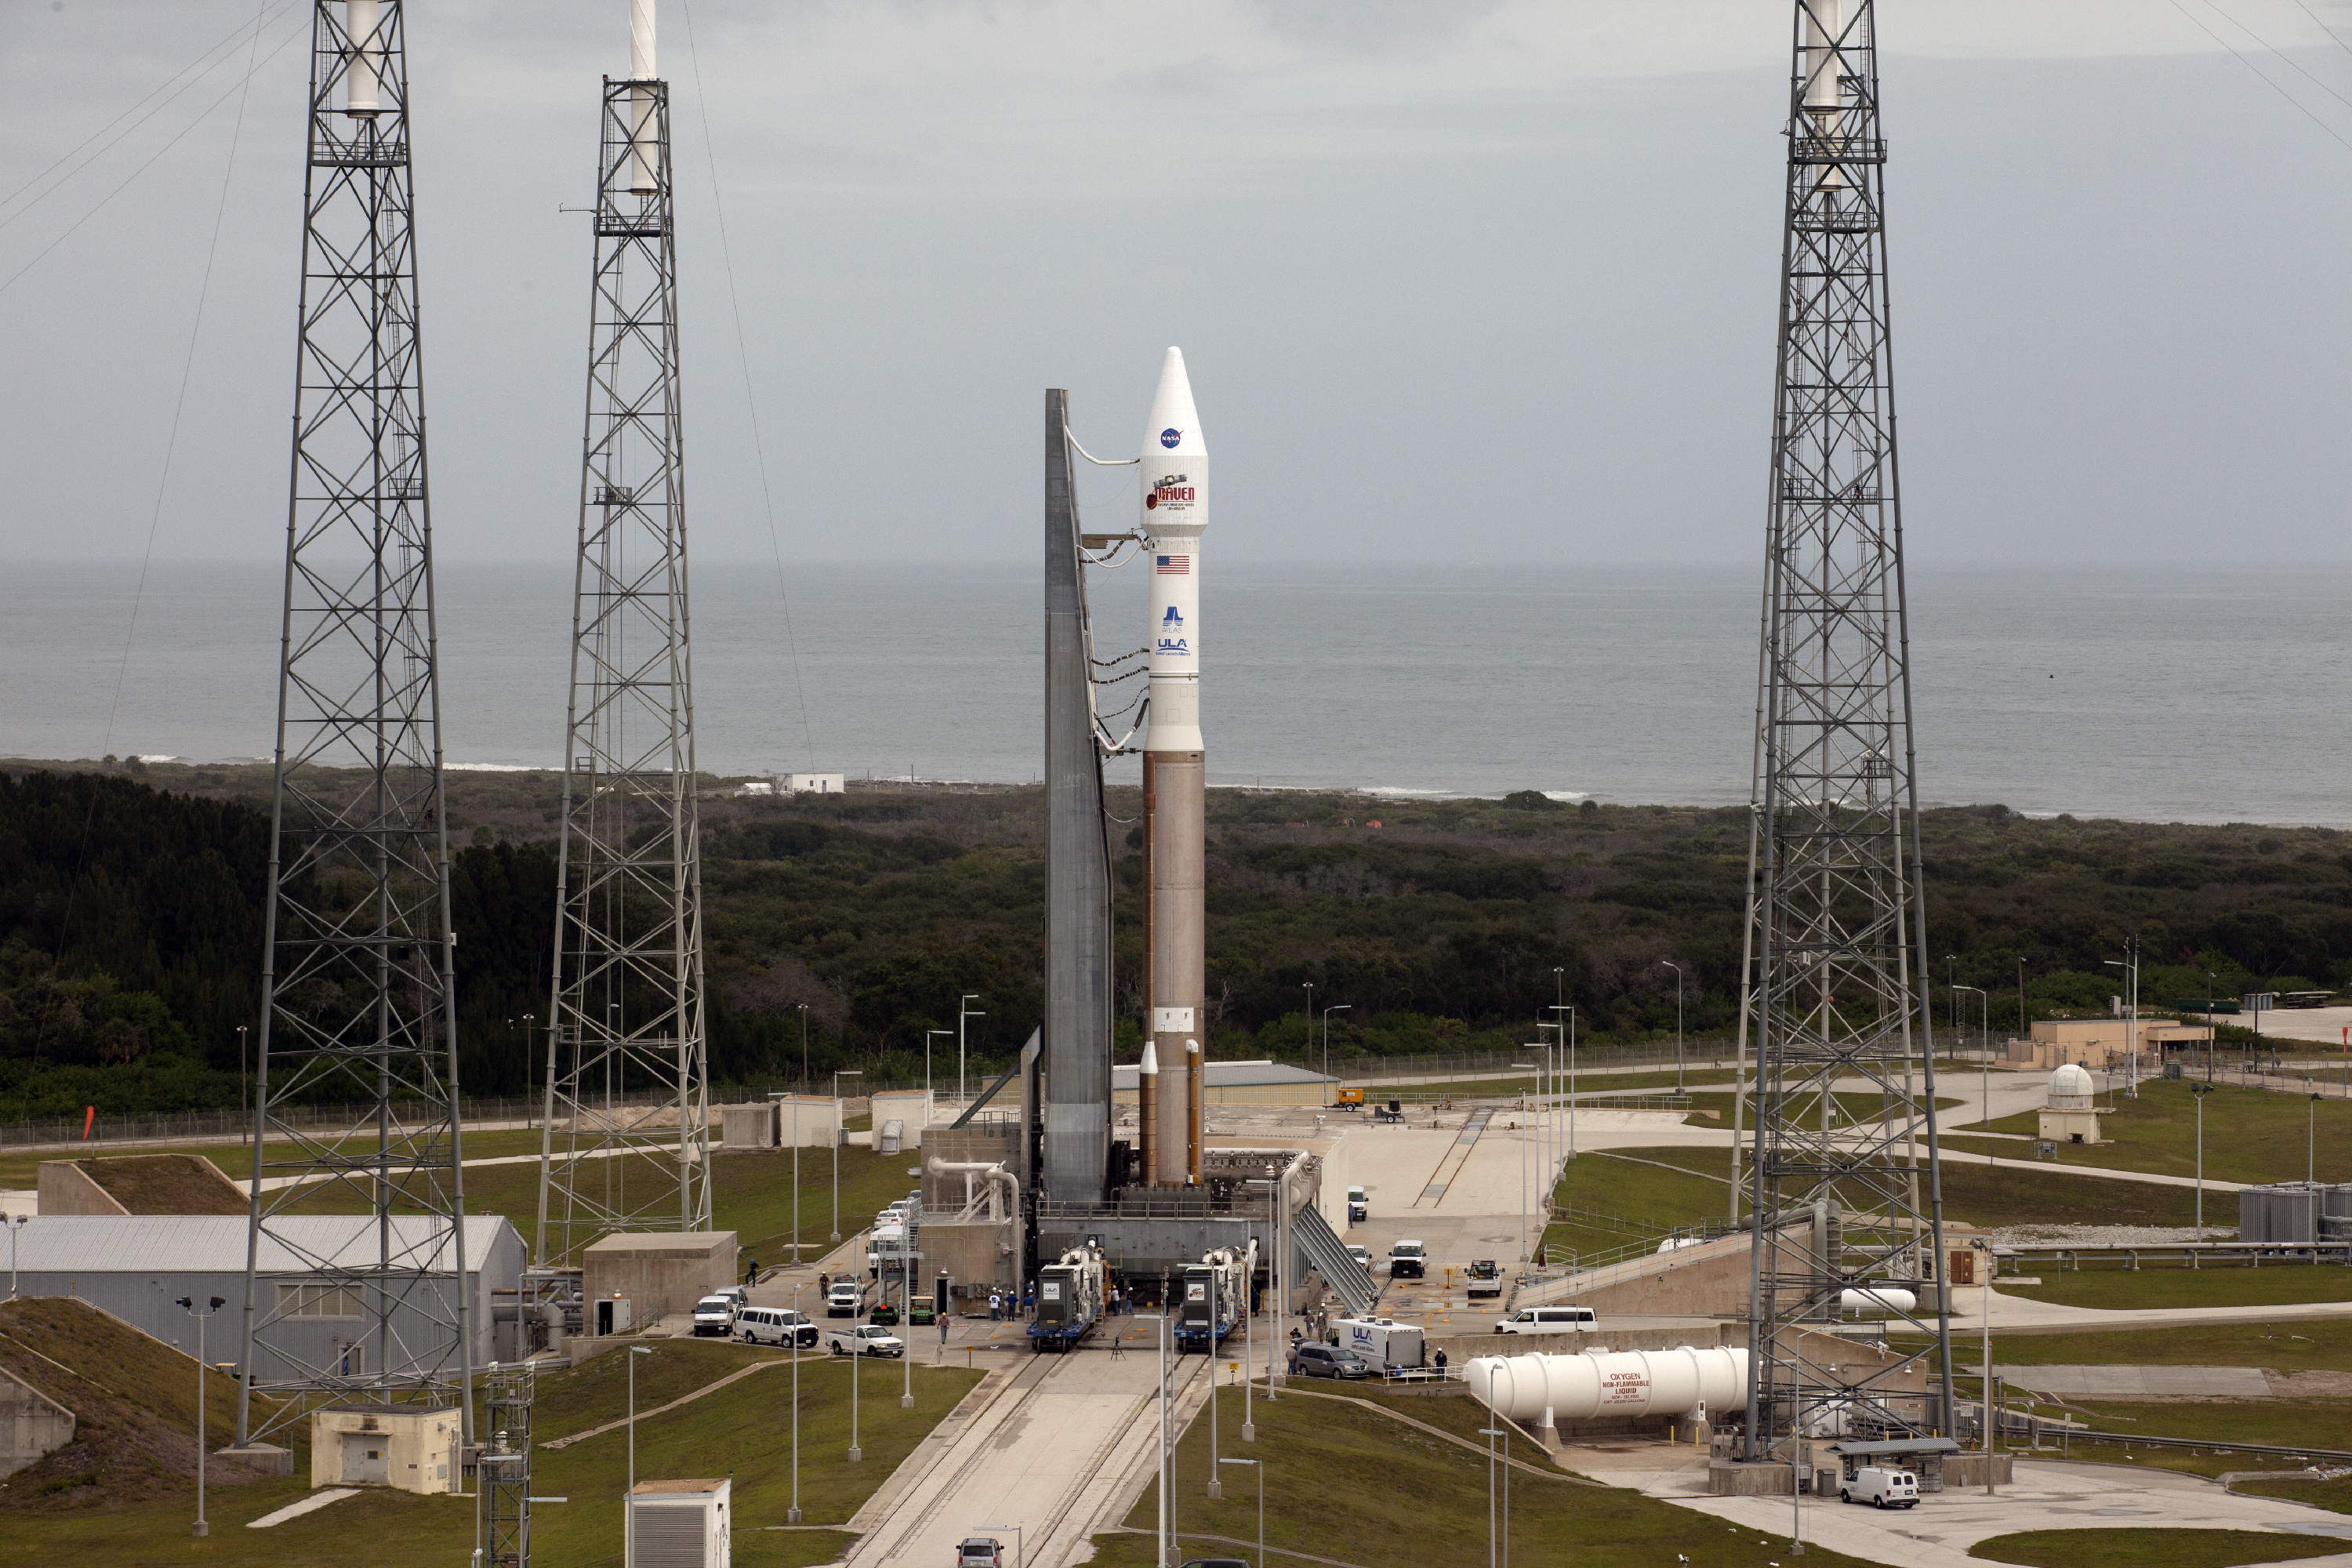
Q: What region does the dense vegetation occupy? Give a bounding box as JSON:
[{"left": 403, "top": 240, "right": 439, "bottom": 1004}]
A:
[{"left": 2, "top": 760, "right": 2347, "bottom": 1118}]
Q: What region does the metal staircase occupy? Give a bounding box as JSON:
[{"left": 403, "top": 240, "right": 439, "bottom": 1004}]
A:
[{"left": 1294, "top": 1202, "right": 1377, "bottom": 1314}]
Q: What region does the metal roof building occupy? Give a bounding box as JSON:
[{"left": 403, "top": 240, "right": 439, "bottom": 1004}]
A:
[
  {"left": 8, "top": 1214, "right": 525, "bottom": 1381},
  {"left": 1109, "top": 1058, "right": 1339, "bottom": 1106}
]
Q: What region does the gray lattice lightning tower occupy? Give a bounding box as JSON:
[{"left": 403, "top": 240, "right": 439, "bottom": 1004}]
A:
[
  {"left": 535, "top": 10, "right": 710, "bottom": 1265},
  {"left": 237, "top": 0, "right": 474, "bottom": 1445},
  {"left": 481, "top": 1364, "right": 536, "bottom": 1567},
  {"left": 1737, "top": 0, "right": 1955, "bottom": 1461}
]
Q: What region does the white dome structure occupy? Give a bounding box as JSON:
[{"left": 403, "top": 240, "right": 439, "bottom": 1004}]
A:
[{"left": 2048, "top": 1062, "right": 2096, "bottom": 1110}]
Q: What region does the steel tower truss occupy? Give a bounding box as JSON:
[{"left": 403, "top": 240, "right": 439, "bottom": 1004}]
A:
[
  {"left": 481, "top": 1364, "right": 536, "bottom": 1567},
  {"left": 536, "top": 74, "right": 709, "bottom": 1266},
  {"left": 1738, "top": 0, "right": 1955, "bottom": 1460},
  {"left": 238, "top": 0, "right": 472, "bottom": 1444}
]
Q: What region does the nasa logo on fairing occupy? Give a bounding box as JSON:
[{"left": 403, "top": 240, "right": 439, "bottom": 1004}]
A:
[{"left": 1161, "top": 428, "right": 1182, "bottom": 448}]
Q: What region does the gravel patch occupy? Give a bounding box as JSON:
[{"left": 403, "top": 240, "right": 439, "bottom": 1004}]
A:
[{"left": 1985, "top": 1224, "right": 2238, "bottom": 1247}]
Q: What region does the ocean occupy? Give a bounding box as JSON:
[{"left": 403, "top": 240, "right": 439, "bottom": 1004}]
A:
[{"left": 2, "top": 559, "right": 2344, "bottom": 826}]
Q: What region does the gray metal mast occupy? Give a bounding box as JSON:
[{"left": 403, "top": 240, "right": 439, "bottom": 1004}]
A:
[
  {"left": 1043, "top": 390, "right": 1116, "bottom": 1203},
  {"left": 535, "top": 58, "right": 709, "bottom": 1265},
  {"left": 1737, "top": 0, "right": 1955, "bottom": 1461},
  {"left": 237, "top": 0, "right": 473, "bottom": 1445}
]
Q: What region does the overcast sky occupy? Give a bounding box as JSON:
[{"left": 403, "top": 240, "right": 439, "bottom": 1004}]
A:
[{"left": 5, "top": 0, "right": 2350, "bottom": 569}]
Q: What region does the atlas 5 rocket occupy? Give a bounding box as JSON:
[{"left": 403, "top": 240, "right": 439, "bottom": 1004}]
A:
[{"left": 1139, "top": 349, "right": 1205, "bottom": 1187}]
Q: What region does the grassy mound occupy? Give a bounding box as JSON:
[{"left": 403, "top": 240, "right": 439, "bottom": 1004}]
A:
[
  {"left": 0, "top": 1298, "right": 274, "bottom": 1512},
  {"left": 74, "top": 1152, "right": 246, "bottom": 1214},
  {"left": 1969, "top": 1528, "right": 2349, "bottom": 1566},
  {"left": 2233, "top": 1472, "right": 2352, "bottom": 1515},
  {"left": 1091, "top": 1384, "right": 1882, "bottom": 1568},
  {"left": 2000, "top": 1269, "right": 2352, "bottom": 1312}
]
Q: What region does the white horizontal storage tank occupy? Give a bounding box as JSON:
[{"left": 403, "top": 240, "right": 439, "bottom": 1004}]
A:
[{"left": 1465, "top": 1346, "right": 1748, "bottom": 1423}]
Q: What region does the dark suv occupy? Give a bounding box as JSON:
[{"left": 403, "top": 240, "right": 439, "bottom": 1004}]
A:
[{"left": 1297, "top": 1343, "right": 1375, "bottom": 1380}]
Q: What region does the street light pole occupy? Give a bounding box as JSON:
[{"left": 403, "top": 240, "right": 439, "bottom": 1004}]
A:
[
  {"left": 2106, "top": 942, "right": 2141, "bottom": 1098},
  {"left": 174, "top": 1295, "right": 223, "bottom": 1538},
  {"left": 850, "top": 1323, "right": 862, "bottom": 1462},
  {"left": 1321, "top": 1004, "right": 1349, "bottom": 1107},
  {"left": 1660, "top": 962, "right": 1684, "bottom": 1094},
  {"left": 789, "top": 1281, "right": 802, "bottom": 1522},
  {"left": 927, "top": 1030, "right": 951, "bottom": 1102},
  {"left": 832, "top": 1069, "right": 862, "bottom": 1243},
  {"left": 1956, "top": 986, "right": 1986, "bottom": 1130},
  {"left": 958, "top": 995, "right": 983, "bottom": 1106},
  {"left": 2194, "top": 1083, "right": 2212, "bottom": 1230},
  {"left": 975, "top": 1526, "right": 1025, "bottom": 1568},
  {"left": 627, "top": 1345, "right": 653, "bottom": 1495},
  {"left": 1548, "top": 1005, "right": 1577, "bottom": 1156},
  {"left": 8, "top": 1214, "right": 25, "bottom": 1298},
  {"left": 1218, "top": 1458, "right": 1264, "bottom": 1568},
  {"left": 1136, "top": 1312, "right": 1171, "bottom": 1567},
  {"left": 2311, "top": 1091, "right": 2322, "bottom": 1186}
]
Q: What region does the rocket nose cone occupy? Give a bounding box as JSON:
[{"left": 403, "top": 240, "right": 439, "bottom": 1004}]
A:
[{"left": 1143, "top": 347, "right": 1204, "bottom": 459}]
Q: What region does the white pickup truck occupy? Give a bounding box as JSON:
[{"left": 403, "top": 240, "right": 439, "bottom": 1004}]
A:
[{"left": 824, "top": 1323, "right": 906, "bottom": 1359}]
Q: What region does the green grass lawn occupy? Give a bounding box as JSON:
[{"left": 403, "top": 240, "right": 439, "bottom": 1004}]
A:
[
  {"left": 1999, "top": 1267, "right": 2352, "bottom": 1311},
  {"left": 1961, "top": 1078, "right": 2352, "bottom": 1185},
  {"left": 1682, "top": 1090, "right": 1964, "bottom": 1127},
  {"left": 1539, "top": 1143, "right": 2198, "bottom": 1254},
  {"left": 0, "top": 1334, "right": 980, "bottom": 1568},
  {"left": 1891, "top": 1319, "right": 2352, "bottom": 1373},
  {"left": 2058, "top": 1396, "right": 2352, "bottom": 1452},
  {"left": 1352, "top": 1067, "right": 1744, "bottom": 1105},
  {"left": 1086, "top": 1384, "right": 1880, "bottom": 1568},
  {"left": 2234, "top": 1472, "right": 2352, "bottom": 1514},
  {"left": 1969, "top": 1528, "right": 2349, "bottom": 1566},
  {"left": 1542, "top": 1148, "right": 1733, "bottom": 1263},
  {"left": 0, "top": 1128, "right": 557, "bottom": 1190},
  {"left": 282, "top": 1139, "right": 918, "bottom": 1268}
]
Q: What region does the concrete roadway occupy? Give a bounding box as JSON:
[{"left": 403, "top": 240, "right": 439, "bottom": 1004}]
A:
[
  {"left": 839, "top": 1328, "right": 1209, "bottom": 1568},
  {"left": 1602, "top": 1450, "right": 2352, "bottom": 1568}
]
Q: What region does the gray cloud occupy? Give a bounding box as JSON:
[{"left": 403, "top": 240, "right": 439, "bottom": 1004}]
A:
[{"left": 3, "top": 0, "right": 2349, "bottom": 575}]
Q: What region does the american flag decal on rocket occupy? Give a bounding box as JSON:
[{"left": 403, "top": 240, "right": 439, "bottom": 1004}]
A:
[{"left": 1156, "top": 554, "right": 1191, "bottom": 575}]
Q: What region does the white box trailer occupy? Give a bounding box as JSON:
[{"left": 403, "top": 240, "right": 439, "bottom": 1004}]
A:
[
  {"left": 628, "top": 1476, "right": 731, "bottom": 1567},
  {"left": 1333, "top": 1316, "right": 1425, "bottom": 1370}
]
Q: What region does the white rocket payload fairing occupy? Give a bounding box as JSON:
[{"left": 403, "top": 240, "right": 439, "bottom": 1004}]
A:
[{"left": 1140, "top": 349, "right": 1206, "bottom": 1187}]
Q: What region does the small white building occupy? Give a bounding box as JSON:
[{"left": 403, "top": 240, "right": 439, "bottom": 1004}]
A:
[
  {"left": 2038, "top": 1062, "right": 2102, "bottom": 1145},
  {"left": 775, "top": 772, "right": 845, "bottom": 795},
  {"left": 311, "top": 1405, "right": 462, "bottom": 1494}
]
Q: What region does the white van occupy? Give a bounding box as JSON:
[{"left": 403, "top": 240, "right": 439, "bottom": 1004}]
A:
[
  {"left": 735, "top": 1306, "right": 818, "bottom": 1348},
  {"left": 1495, "top": 1305, "right": 1595, "bottom": 1334},
  {"left": 1840, "top": 1467, "right": 1919, "bottom": 1509},
  {"left": 1333, "top": 1316, "right": 1424, "bottom": 1370}
]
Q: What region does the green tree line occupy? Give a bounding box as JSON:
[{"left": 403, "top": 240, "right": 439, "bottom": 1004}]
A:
[{"left": 3, "top": 765, "right": 2347, "bottom": 1120}]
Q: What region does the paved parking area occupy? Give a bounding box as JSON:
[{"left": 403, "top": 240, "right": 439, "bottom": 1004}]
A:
[{"left": 1599, "top": 1450, "right": 2352, "bottom": 1568}]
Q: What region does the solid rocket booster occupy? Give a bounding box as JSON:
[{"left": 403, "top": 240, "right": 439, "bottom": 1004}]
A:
[{"left": 1141, "top": 348, "right": 1206, "bottom": 1186}]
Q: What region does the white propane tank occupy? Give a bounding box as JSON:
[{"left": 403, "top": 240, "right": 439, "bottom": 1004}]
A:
[
  {"left": 1838, "top": 1287, "right": 1918, "bottom": 1316},
  {"left": 1464, "top": 1346, "right": 1749, "bottom": 1423}
]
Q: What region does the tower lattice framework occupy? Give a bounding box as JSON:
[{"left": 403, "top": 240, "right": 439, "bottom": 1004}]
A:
[
  {"left": 535, "top": 72, "right": 709, "bottom": 1266},
  {"left": 1738, "top": 0, "right": 1955, "bottom": 1460},
  {"left": 238, "top": 0, "right": 473, "bottom": 1444}
]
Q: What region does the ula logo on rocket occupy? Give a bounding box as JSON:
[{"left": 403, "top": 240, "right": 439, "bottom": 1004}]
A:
[
  {"left": 1157, "top": 604, "right": 1189, "bottom": 655},
  {"left": 1160, "top": 428, "right": 1182, "bottom": 448}
]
